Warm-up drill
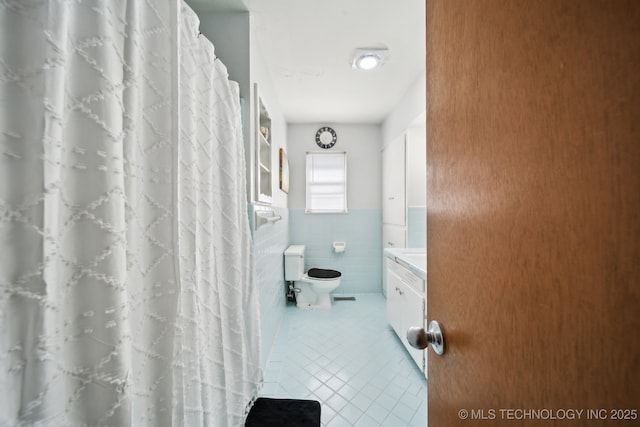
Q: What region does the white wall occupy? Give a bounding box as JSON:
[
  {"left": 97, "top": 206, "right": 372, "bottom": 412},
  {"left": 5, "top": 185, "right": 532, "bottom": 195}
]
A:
[
  {"left": 287, "top": 124, "right": 382, "bottom": 209},
  {"left": 250, "top": 20, "right": 288, "bottom": 208},
  {"left": 196, "top": 12, "right": 250, "bottom": 100},
  {"left": 196, "top": 11, "right": 288, "bottom": 208},
  {"left": 381, "top": 71, "right": 426, "bottom": 148}
]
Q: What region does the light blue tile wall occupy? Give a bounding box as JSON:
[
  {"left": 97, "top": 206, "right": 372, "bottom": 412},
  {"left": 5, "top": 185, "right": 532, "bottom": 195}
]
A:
[
  {"left": 407, "top": 206, "right": 426, "bottom": 248},
  {"left": 251, "top": 206, "right": 385, "bottom": 366},
  {"left": 289, "top": 208, "right": 382, "bottom": 294},
  {"left": 250, "top": 204, "right": 289, "bottom": 368}
]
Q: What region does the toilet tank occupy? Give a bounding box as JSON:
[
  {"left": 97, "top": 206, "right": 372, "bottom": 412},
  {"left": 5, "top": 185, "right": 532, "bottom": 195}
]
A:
[{"left": 284, "top": 245, "right": 305, "bottom": 281}]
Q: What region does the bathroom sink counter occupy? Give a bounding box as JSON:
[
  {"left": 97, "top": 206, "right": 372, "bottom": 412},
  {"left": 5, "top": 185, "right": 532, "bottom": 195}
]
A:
[{"left": 384, "top": 248, "right": 426, "bottom": 280}]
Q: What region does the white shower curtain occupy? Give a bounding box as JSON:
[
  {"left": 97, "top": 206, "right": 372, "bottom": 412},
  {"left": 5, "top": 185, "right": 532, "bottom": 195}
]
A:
[{"left": 0, "top": 1, "right": 261, "bottom": 426}]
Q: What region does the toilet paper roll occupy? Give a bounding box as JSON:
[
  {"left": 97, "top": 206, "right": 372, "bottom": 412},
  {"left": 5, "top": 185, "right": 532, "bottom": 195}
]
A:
[{"left": 333, "top": 241, "right": 346, "bottom": 253}]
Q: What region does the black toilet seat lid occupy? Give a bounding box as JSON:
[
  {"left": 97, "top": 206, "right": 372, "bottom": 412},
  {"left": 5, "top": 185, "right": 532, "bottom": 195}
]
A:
[{"left": 308, "top": 268, "right": 341, "bottom": 279}]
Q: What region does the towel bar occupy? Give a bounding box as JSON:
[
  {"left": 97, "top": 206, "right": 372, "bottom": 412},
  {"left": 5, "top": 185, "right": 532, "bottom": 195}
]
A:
[{"left": 255, "top": 211, "right": 282, "bottom": 230}]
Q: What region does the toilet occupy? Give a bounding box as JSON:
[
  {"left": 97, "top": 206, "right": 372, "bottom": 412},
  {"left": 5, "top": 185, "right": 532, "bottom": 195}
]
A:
[{"left": 284, "top": 245, "right": 341, "bottom": 309}]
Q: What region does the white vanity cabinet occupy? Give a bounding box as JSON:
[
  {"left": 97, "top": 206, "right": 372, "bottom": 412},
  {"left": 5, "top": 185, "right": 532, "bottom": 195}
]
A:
[{"left": 385, "top": 257, "right": 426, "bottom": 375}]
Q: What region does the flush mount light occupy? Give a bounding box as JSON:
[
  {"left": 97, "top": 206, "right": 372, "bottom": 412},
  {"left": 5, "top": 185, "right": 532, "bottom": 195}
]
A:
[{"left": 351, "top": 47, "right": 389, "bottom": 71}]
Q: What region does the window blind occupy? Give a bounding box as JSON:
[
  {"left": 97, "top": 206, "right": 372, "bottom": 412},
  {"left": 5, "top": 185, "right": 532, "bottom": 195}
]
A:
[{"left": 305, "top": 152, "right": 347, "bottom": 213}]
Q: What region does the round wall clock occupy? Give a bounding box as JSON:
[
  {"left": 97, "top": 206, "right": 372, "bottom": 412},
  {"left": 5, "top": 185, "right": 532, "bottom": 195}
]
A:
[{"left": 315, "top": 126, "right": 337, "bottom": 149}]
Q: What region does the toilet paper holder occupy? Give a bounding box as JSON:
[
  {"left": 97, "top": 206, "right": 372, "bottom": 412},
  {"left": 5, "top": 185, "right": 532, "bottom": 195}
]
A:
[{"left": 333, "top": 241, "right": 346, "bottom": 253}]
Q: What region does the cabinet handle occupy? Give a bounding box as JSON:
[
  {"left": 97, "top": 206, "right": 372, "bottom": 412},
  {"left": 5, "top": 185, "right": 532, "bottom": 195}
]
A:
[
  {"left": 388, "top": 196, "right": 395, "bottom": 200},
  {"left": 395, "top": 287, "right": 403, "bottom": 296},
  {"left": 388, "top": 242, "right": 394, "bottom": 246}
]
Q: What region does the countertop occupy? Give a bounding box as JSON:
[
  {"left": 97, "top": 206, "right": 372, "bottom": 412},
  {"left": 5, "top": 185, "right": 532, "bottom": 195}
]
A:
[{"left": 384, "top": 248, "right": 426, "bottom": 280}]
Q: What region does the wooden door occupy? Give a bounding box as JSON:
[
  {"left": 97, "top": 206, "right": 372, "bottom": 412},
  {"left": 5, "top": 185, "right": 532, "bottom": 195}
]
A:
[{"left": 426, "top": 1, "right": 640, "bottom": 425}]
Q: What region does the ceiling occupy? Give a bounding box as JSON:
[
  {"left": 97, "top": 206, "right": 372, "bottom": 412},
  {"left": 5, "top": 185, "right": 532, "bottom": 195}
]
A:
[{"left": 185, "top": 0, "right": 426, "bottom": 124}]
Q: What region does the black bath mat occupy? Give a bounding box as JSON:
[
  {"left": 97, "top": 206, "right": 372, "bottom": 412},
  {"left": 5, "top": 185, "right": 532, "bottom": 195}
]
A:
[{"left": 245, "top": 398, "right": 321, "bottom": 427}]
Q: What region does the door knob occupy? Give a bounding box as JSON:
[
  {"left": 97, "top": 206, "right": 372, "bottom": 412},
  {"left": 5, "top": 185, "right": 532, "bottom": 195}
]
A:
[{"left": 407, "top": 320, "right": 445, "bottom": 355}]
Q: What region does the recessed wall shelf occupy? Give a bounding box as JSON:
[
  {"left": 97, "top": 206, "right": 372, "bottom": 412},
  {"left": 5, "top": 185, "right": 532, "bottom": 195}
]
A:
[{"left": 255, "top": 83, "right": 272, "bottom": 204}]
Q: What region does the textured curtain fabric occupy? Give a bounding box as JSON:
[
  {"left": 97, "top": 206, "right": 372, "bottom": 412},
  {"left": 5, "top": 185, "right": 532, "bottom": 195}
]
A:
[{"left": 0, "top": 1, "right": 261, "bottom": 426}]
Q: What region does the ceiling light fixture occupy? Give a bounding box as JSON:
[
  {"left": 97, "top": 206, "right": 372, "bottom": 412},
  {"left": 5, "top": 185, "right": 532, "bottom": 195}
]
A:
[{"left": 351, "top": 47, "right": 389, "bottom": 71}]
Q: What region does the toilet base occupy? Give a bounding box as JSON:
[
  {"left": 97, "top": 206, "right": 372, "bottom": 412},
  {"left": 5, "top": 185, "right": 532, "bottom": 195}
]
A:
[
  {"left": 296, "top": 293, "right": 332, "bottom": 310},
  {"left": 294, "top": 281, "right": 337, "bottom": 310}
]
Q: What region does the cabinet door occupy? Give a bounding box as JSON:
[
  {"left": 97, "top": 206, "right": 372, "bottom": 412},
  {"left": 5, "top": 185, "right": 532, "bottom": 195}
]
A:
[
  {"left": 385, "top": 259, "right": 403, "bottom": 332},
  {"left": 399, "top": 279, "right": 425, "bottom": 372},
  {"left": 386, "top": 259, "right": 425, "bottom": 372},
  {"left": 382, "top": 135, "right": 406, "bottom": 226},
  {"left": 383, "top": 224, "right": 406, "bottom": 249},
  {"left": 405, "top": 127, "right": 427, "bottom": 207}
]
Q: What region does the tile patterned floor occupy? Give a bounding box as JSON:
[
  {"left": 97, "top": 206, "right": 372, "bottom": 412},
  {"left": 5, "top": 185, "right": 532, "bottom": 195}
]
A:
[{"left": 260, "top": 294, "right": 427, "bottom": 426}]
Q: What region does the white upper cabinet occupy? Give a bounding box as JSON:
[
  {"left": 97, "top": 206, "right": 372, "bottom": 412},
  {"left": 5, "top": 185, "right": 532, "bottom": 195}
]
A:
[
  {"left": 382, "top": 127, "right": 426, "bottom": 249},
  {"left": 382, "top": 134, "right": 406, "bottom": 226},
  {"left": 405, "top": 127, "right": 427, "bottom": 207}
]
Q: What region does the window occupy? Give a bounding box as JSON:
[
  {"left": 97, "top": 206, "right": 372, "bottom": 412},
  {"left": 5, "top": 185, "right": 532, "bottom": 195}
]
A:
[{"left": 305, "top": 152, "right": 347, "bottom": 213}]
